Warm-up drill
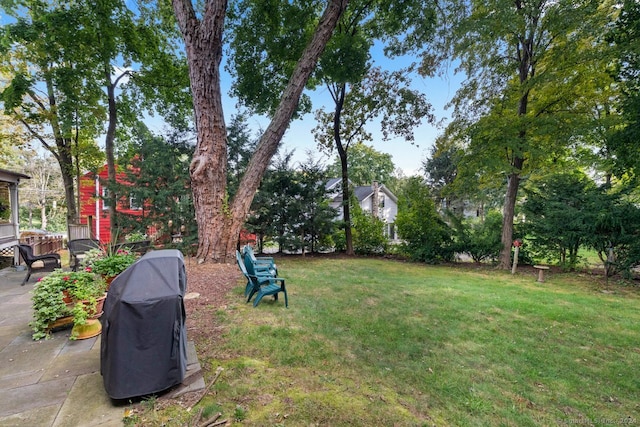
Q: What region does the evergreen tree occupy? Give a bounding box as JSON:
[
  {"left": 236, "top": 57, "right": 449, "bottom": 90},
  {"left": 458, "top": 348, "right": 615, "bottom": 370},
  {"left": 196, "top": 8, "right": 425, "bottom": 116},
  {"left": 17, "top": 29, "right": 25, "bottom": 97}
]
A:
[{"left": 117, "top": 125, "right": 196, "bottom": 251}]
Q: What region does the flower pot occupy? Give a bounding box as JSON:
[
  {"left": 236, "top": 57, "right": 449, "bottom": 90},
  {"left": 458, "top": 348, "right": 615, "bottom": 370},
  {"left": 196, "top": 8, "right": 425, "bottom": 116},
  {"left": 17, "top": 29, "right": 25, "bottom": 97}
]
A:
[
  {"left": 71, "top": 318, "right": 102, "bottom": 339},
  {"left": 104, "top": 275, "right": 117, "bottom": 290},
  {"left": 85, "top": 294, "right": 107, "bottom": 319}
]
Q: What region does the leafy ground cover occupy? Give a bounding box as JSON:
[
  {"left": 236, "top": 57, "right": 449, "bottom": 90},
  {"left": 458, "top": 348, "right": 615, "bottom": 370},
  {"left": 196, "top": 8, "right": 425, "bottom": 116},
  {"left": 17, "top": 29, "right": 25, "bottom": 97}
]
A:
[{"left": 130, "top": 257, "right": 640, "bottom": 426}]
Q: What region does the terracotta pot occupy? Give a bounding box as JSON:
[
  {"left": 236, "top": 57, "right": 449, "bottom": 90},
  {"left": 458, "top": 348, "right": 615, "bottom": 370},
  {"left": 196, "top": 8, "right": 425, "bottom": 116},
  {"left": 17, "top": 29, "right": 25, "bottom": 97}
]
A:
[
  {"left": 103, "top": 275, "right": 117, "bottom": 290},
  {"left": 85, "top": 294, "right": 107, "bottom": 319}
]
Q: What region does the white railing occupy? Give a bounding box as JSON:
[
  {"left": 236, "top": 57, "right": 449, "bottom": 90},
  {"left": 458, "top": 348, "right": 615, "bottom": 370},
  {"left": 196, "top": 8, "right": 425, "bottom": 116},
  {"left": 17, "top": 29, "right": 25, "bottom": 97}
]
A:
[{"left": 0, "top": 222, "right": 16, "bottom": 240}]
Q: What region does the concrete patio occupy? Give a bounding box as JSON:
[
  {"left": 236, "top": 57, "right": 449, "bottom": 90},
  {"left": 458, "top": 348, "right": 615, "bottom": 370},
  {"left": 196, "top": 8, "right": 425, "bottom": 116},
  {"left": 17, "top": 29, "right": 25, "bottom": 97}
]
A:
[{"left": 0, "top": 266, "right": 204, "bottom": 427}]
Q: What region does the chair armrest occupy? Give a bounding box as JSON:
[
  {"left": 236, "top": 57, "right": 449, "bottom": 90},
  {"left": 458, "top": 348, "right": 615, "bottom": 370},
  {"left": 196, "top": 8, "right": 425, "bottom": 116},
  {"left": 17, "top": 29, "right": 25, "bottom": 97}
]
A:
[
  {"left": 33, "top": 253, "right": 61, "bottom": 262},
  {"left": 255, "top": 276, "right": 285, "bottom": 286}
]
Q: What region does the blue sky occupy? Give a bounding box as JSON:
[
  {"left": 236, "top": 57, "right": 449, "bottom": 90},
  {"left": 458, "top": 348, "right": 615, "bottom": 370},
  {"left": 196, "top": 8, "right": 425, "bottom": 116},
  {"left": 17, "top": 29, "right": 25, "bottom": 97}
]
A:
[
  {"left": 211, "top": 54, "right": 466, "bottom": 178},
  {"left": 1, "top": 4, "right": 464, "bottom": 177}
]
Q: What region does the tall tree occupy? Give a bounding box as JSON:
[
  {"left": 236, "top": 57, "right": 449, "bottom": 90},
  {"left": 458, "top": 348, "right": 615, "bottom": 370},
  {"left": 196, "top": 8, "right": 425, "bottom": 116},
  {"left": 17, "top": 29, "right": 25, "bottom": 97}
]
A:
[
  {"left": 309, "top": 0, "right": 436, "bottom": 255},
  {"left": 0, "top": 2, "right": 101, "bottom": 223},
  {"left": 172, "top": 0, "right": 348, "bottom": 262},
  {"left": 445, "top": 0, "right": 618, "bottom": 269},
  {"left": 75, "top": 1, "right": 190, "bottom": 240},
  {"left": 313, "top": 67, "right": 432, "bottom": 254},
  {"left": 0, "top": 1, "right": 190, "bottom": 233},
  {"left": 608, "top": 0, "right": 640, "bottom": 176},
  {"left": 230, "top": 0, "right": 435, "bottom": 256}
]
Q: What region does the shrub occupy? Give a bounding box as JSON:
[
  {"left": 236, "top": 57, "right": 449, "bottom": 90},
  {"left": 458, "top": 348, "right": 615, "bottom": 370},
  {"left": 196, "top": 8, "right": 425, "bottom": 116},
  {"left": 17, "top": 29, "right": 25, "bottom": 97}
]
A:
[
  {"left": 395, "top": 178, "right": 454, "bottom": 263},
  {"left": 449, "top": 211, "right": 503, "bottom": 263},
  {"left": 352, "top": 209, "right": 388, "bottom": 255}
]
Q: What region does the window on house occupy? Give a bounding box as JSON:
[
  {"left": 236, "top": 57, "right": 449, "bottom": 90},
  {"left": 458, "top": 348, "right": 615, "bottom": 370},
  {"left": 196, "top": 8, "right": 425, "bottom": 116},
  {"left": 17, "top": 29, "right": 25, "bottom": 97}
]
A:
[
  {"left": 129, "top": 194, "right": 142, "bottom": 210},
  {"left": 102, "top": 187, "right": 110, "bottom": 210},
  {"left": 380, "top": 195, "right": 385, "bottom": 208},
  {"left": 389, "top": 223, "right": 395, "bottom": 240}
]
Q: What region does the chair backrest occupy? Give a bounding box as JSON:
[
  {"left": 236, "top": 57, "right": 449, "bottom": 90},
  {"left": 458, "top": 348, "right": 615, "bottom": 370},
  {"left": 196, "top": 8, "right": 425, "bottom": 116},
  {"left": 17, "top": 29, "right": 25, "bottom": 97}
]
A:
[
  {"left": 236, "top": 250, "right": 249, "bottom": 277},
  {"left": 67, "top": 238, "right": 101, "bottom": 255},
  {"left": 244, "top": 245, "right": 259, "bottom": 263},
  {"left": 17, "top": 244, "right": 34, "bottom": 262},
  {"left": 243, "top": 252, "right": 258, "bottom": 278}
]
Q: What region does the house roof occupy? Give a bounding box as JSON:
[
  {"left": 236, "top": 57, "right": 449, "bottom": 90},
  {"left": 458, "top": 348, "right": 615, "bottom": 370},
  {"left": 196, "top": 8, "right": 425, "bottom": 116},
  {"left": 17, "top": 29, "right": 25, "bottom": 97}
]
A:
[
  {"left": 325, "top": 178, "right": 341, "bottom": 191},
  {"left": 0, "top": 168, "right": 30, "bottom": 184},
  {"left": 325, "top": 178, "right": 397, "bottom": 204}
]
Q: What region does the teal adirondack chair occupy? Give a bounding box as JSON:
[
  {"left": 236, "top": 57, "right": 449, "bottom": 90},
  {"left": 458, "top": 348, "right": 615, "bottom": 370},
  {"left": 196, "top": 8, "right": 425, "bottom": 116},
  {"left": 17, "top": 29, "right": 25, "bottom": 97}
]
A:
[
  {"left": 243, "top": 245, "right": 277, "bottom": 276},
  {"left": 235, "top": 250, "right": 254, "bottom": 297},
  {"left": 244, "top": 251, "right": 288, "bottom": 308}
]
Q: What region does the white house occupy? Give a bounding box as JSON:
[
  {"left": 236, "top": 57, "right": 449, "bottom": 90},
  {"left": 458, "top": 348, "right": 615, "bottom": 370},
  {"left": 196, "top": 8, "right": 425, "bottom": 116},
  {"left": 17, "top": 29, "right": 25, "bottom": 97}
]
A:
[{"left": 325, "top": 178, "right": 399, "bottom": 241}]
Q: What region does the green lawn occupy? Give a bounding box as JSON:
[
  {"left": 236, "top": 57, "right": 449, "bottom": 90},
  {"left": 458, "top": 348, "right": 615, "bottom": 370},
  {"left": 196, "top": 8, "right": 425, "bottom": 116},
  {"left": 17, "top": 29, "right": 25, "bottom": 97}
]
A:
[{"left": 150, "top": 257, "right": 640, "bottom": 426}]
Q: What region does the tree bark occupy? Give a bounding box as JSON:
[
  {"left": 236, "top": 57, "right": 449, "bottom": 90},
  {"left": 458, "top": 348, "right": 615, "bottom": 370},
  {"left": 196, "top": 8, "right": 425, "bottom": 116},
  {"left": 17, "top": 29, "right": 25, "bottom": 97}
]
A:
[
  {"left": 498, "top": 168, "right": 521, "bottom": 269},
  {"left": 174, "top": 0, "right": 348, "bottom": 263},
  {"left": 497, "top": 4, "right": 534, "bottom": 270},
  {"left": 333, "top": 84, "right": 354, "bottom": 255},
  {"left": 105, "top": 70, "right": 118, "bottom": 242},
  {"left": 43, "top": 77, "right": 78, "bottom": 223}
]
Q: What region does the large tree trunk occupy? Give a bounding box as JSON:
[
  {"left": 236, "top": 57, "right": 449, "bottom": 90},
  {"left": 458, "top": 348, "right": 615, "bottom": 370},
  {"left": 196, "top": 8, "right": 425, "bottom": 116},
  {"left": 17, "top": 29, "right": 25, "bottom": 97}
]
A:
[
  {"left": 58, "top": 154, "right": 77, "bottom": 223},
  {"left": 173, "top": 0, "right": 348, "bottom": 263},
  {"left": 498, "top": 169, "right": 520, "bottom": 269}
]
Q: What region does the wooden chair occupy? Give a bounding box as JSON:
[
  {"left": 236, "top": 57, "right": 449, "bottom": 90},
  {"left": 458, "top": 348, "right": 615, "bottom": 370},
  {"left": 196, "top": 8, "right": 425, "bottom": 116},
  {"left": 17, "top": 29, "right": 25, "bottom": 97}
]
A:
[
  {"left": 67, "top": 238, "right": 101, "bottom": 271},
  {"left": 244, "top": 251, "right": 288, "bottom": 308},
  {"left": 17, "top": 244, "right": 61, "bottom": 286}
]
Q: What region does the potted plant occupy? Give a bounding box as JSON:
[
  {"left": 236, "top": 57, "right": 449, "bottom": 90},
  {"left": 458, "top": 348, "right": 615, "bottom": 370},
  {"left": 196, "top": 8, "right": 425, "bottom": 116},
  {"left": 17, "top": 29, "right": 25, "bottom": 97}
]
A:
[
  {"left": 87, "top": 248, "right": 137, "bottom": 285},
  {"left": 30, "top": 269, "right": 107, "bottom": 340}
]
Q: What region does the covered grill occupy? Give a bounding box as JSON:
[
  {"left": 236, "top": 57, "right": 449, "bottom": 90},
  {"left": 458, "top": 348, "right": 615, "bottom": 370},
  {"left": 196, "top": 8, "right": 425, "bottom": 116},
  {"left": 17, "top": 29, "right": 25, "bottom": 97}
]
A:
[{"left": 100, "top": 249, "right": 187, "bottom": 400}]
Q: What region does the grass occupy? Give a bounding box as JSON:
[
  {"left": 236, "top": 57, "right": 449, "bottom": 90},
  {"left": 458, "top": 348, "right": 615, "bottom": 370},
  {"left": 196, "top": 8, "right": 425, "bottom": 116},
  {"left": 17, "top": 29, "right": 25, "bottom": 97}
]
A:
[{"left": 160, "top": 257, "right": 640, "bottom": 426}]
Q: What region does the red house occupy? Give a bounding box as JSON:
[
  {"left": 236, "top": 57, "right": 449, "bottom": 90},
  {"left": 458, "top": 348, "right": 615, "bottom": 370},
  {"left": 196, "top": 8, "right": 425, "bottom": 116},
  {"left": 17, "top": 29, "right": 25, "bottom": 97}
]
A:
[
  {"left": 78, "top": 165, "right": 144, "bottom": 244},
  {"left": 78, "top": 164, "right": 257, "bottom": 247}
]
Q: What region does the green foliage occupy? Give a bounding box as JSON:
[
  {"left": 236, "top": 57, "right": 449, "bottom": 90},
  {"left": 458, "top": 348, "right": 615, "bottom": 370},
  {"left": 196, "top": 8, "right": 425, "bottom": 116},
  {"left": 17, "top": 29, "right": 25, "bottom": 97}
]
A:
[
  {"left": 326, "top": 144, "right": 395, "bottom": 187},
  {"left": 30, "top": 269, "right": 106, "bottom": 340},
  {"left": 608, "top": 0, "right": 640, "bottom": 176},
  {"left": 443, "top": 0, "right": 619, "bottom": 267},
  {"left": 88, "top": 249, "right": 137, "bottom": 278},
  {"left": 449, "top": 210, "right": 503, "bottom": 263},
  {"left": 227, "top": 0, "right": 320, "bottom": 117},
  {"left": 226, "top": 113, "right": 258, "bottom": 200},
  {"left": 115, "top": 125, "right": 196, "bottom": 247},
  {"left": 351, "top": 204, "right": 387, "bottom": 255},
  {"left": 395, "top": 177, "right": 454, "bottom": 263},
  {"left": 124, "top": 231, "right": 147, "bottom": 243},
  {"left": 583, "top": 189, "right": 640, "bottom": 278},
  {"left": 246, "top": 152, "right": 337, "bottom": 253},
  {"left": 521, "top": 171, "right": 600, "bottom": 269},
  {"left": 521, "top": 171, "right": 640, "bottom": 275}
]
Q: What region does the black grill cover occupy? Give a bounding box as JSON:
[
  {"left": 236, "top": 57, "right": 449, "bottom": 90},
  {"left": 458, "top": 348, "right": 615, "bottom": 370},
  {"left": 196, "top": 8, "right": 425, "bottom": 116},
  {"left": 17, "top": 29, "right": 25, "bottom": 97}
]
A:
[{"left": 100, "top": 249, "right": 187, "bottom": 399}]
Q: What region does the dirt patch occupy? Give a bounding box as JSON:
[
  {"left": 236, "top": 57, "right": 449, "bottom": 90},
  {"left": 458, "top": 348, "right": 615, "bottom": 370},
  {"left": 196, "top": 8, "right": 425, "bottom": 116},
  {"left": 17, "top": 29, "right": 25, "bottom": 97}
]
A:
[{"left": 183, "top": 259, "right": 241, "bottom": 356}]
